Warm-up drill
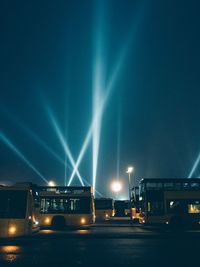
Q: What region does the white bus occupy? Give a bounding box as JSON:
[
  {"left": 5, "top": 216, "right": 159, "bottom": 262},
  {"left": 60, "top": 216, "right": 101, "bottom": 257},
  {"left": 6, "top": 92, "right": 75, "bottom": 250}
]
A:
[
  {"left": 38, "top": 186, "right": 95, "bottom": 228},
  {"left": 0, "top": 183, "right": 39, "bottom": 238},
  {"left": 95, "top": 198, "right": 115, "bottom": 221}
]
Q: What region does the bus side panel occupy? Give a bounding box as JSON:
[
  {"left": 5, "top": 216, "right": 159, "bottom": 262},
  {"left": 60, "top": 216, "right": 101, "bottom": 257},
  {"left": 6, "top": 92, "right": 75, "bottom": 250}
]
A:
[
  {"left": 0, "top": 219, "right": 28, "bottom": 238},
  {"left": 0, "top": 220, "right": 9, "bottom": 238}
]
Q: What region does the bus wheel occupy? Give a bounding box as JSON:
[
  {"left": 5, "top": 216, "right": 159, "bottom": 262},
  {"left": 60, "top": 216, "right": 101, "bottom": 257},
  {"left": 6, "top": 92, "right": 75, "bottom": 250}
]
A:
[{"left": 51, "top": 216, "right": 66, "bottom": 230}]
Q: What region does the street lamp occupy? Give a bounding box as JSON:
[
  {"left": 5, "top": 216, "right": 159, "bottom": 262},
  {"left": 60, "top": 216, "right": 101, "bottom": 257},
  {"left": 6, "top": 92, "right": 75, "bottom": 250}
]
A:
[{"left": 126, "top": 166, "right": 134, "bottom": 220}]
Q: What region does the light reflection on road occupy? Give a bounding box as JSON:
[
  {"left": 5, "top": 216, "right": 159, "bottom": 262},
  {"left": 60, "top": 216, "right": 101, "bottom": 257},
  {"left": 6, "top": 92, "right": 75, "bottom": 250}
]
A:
[
  {"left": 0, "top": 245, "right": 22, "bottom": 263},
  {"left": 77, "top": 229, "right": 90, "bottom": 234}
]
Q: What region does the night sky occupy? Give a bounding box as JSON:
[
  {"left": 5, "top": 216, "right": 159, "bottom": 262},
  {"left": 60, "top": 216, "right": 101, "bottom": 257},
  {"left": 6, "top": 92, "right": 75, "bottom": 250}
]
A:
[{"left": 0, "top": 0, "right": 200, "bottom": 198}]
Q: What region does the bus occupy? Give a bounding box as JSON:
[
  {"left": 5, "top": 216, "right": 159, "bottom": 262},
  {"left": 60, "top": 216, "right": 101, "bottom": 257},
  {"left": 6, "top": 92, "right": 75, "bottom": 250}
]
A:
[
  {"left": 138, "top": 178, "right": 200, "bottom": 227},
  {"left": 38, "top": 186, "right": 95, "bottom": 228},
  {"left": 0, "top": 183, "right": 40, "bottom": 238},
  {"left": 131, "top": 186, "right": 140, "bottom": 220},
  {"left": 114, "top": 200, "right": 130, "bottom": 217},
  {"left": 94, "top": 198, "right": 114, "bottom": 221}
]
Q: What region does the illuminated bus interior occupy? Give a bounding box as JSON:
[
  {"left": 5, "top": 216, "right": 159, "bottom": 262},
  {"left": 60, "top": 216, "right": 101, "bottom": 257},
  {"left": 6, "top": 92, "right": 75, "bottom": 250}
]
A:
[{"left": 40, "top": 197, "right": 91, "bottom": 214}]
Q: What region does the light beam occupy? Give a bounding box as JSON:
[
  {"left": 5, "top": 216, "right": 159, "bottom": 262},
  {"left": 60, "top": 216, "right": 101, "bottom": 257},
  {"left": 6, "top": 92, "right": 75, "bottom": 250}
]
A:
[
  {"left": 46, "top": 107, "right": 84, "bottom": 186},
  {"left": 0, "top": 105, "right": 67, "bottom": 167},
  {"left": 0, "top": 132, "right": 48, "bottom": 184},
  {"left": 188, "top": 152, "right": 200, "bottom": 178},
  {"left": 68, "top": 2, "right": 145, "bottom": 195},
  {"left": 68, "top": 43, "right": 131, "bottom": 189}
]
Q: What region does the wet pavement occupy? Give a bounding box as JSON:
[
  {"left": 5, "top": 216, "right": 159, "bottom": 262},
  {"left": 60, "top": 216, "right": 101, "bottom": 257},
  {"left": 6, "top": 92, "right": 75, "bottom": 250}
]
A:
[{"left": 0, "top": 222, "right": 200, "bottom": 267}]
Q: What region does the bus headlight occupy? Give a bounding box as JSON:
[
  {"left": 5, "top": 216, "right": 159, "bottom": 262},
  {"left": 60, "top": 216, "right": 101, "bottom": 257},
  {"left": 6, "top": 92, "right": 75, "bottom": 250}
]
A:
[
  {"left": 45, "top": 217, "right": 50, "bottom": 224},
  {"left": 80, "top": 218, "right": 86, "bottom": 224},
  {"left": 9, "top": 226, "right": 16, "bottom": 235},
  {"left": 105, "top": 214, "right": 109, "bottom": 218}
]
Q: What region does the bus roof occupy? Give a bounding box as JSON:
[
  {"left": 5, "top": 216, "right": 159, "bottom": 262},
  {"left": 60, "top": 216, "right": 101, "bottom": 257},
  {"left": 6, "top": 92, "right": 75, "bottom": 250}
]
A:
[
  {"left": 139, "top": 178, "right": 200, "bottom": 184},
  {"left": 0, "top": 182, "right": 37, "bottom": 191},
  {"left": 38, "top": 186, "right": 93, "bottom": 196},
  {"left": 95, "top": 198, "right": 113, "bottom": 201}
]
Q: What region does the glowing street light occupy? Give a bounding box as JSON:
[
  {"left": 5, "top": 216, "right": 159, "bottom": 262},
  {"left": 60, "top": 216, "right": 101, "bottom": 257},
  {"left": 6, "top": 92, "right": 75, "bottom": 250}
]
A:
[
  {"left": 126, "top": 166, "right": 134, "bottom": 220},
  {"left": 126, "top": 166, "right": 134, "bottom": 174},
  {"left": 110, "top": 181, "right": 122, "bottom": 193},
  {"left": 48, "top": 181, "right": 56, "bottom": 187}
]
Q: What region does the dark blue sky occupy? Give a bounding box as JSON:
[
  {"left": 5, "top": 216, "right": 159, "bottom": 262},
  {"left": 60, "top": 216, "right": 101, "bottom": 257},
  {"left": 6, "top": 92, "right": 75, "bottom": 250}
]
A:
[{"left": 0, "top": 0, "right": 200, "bottom": 198}]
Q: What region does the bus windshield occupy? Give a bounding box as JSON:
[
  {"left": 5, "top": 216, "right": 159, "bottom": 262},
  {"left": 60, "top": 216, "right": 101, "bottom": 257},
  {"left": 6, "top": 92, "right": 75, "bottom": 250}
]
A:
[
  {"left": 40, "top": 197, "right": 91, "bottom": 214},
  {"left": 0, "top": 190, "right": 28, "bottom": 219}
]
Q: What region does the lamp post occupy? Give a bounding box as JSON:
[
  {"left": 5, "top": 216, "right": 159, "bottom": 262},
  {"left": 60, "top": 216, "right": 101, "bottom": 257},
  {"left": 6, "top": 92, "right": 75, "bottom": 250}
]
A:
[{"left": 126, "top": 166, "right": 134, "bottom": 220}]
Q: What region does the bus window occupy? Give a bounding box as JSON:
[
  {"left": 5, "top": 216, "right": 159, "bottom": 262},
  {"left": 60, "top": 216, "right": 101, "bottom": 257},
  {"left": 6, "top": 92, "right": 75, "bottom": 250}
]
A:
[
  {"left": 191, "top": 183, "right": 200, "bottom": 190},
  {"left": 167, "top": 200, "right": 186, "bottom": 214},
  {"left": 0, "top": 191, "right": 27, "bottom": 219},
  {"left": 40, "top": 197, "right": 91, "bottom": 214},
  {"left": 147, "top": 201, "right": 164, "bottom": 215},
  {"left": 188, "top": 202, "right": 200, "bottom": 214},
  {"left": 146, "top": 183, "right": 162, "bottom": 190},
  {"left": 164, "top": 183, "right": 174, "bottom": 190}
]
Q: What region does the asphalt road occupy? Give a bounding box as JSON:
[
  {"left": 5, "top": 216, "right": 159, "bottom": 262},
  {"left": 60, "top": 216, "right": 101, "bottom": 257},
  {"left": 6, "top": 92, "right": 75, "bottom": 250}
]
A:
[{"left": 0, "top": 222, "right": 200, "bottom": 267}]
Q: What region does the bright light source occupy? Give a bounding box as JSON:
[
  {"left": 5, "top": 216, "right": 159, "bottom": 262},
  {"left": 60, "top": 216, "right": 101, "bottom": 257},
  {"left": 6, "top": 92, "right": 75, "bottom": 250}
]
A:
[
  {"left": 45, "top": 218, "right": 50, "bottom": 224},
  {"left": 48, "top": 181, "right": 56, "bottom": 187},
  {"left": 110, "top": 181, "right": 122, "bottom": 193},
  {"left": 9, "top": 226, "right": 16, "bottom": 235},
  {"left": 80, "top": 218, "right": 86, "bottom": 224},
  {"left": 126, "top": 166, "right": 134, "bottom": 174}
]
